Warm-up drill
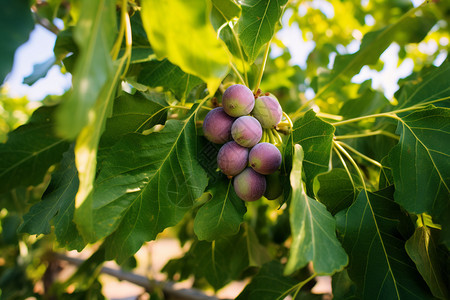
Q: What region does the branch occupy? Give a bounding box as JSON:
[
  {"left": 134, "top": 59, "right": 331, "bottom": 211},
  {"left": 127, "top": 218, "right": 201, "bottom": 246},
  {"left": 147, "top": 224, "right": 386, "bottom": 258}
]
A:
[{"left": 55, "top": 253, "right": 220, "bottom": 300}]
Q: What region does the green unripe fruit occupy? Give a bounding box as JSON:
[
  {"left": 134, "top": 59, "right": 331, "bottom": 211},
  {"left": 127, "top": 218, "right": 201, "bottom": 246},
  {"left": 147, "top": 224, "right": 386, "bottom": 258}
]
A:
[
  {"left": 264, "top": 171, "right": 283, "bottom": 200},
  {"left": 252, "top": 95, "right": 283, "bottom": 129}
]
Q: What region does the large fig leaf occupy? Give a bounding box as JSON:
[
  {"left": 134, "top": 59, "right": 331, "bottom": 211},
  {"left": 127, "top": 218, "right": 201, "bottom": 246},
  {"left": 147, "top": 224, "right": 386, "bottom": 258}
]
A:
[
  {"left": 237, "top": 0, "right": 288, "bottom": 63},
  {"left": 56, "top": 0, "right": 116, "bottom": 139},
  {"left": 19, "top": 146, "right": 84, "bottom": 251},
  {"left": 0, "top": 106, "right": 70, "bottom": 193},
  {"left": 76, "top": 108, "right": 208, "bottom": 263},
  {"left": 405, "top": 226, "right": 449, "bottom": 299},
  {"left": 194, "top": 178, "right": 246, "bottom": 241},
  {"left": 285, "top": 144, "right": 348, "bottom": 275},
  {"left": 288, "top": 110, "right": 335, "bottom": 196},
  {"left": 336, "top": 187, "right": 433, "bottom": 299},
  {"left": 141, "top": 0, "right": 229, "bottom": 94},
  {"left": 389, "top": 107, "right": 449, "bottom": 222}
]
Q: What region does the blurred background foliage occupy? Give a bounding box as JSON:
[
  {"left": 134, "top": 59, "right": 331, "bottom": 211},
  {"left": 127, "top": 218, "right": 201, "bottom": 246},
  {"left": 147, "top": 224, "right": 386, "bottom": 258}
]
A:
[{"left": 0, "top": 0, "right": 448, "bottom": 298}]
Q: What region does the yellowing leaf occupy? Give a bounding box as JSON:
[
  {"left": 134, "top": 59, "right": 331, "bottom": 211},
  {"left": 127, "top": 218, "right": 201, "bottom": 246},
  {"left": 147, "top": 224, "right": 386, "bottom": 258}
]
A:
[{"left": 141, "top": 0, "right": 229, "bottom": 94}]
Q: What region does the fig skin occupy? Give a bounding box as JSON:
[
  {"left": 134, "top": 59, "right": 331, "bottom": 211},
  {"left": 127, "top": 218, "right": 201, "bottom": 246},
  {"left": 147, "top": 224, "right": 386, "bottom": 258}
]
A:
[
  {"left": 202, "top": 107, "right": 235, "bottom": 144},
  {"left": 249, "top": 142, "right": 282, "bottom": 175},
  {"left": 264, "top": 171, "right": 283, "bottom": 200},
  {"left": 222, "top": 84, "right": 255, "bottom": 117},
  {"left": 231, "top": 116, "right": 262, "bottom": 148},
  {"left": 217, "top": 141, "right": 249, "bottom": 176},
  {"left": 233, "top": 167, "right": 266, "bottom": 202},
  {"left": 252, "top": 95, "right": 283, "bottom": 129}
]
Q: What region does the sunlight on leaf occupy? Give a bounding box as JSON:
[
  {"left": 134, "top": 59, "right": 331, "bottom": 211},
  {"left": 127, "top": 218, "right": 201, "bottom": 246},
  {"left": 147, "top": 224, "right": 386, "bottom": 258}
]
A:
[{"left": 141, "top": 0, "right": 229, "bottom": 94}]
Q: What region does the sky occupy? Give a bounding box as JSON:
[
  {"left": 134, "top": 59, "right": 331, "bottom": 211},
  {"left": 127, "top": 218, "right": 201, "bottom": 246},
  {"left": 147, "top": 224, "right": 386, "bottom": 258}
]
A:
[
  {"left": 1, "top": 0, "right": 445, "bottom": 102},
  {"left": 3, "top": 24, "right": 72, "bottom": 101}
]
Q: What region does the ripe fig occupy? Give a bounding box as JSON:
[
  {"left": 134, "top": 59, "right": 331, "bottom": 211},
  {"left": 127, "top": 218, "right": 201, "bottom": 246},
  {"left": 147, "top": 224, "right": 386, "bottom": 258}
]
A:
[
  {"left": 202, "top": 107, "right": 235, "bottom": 144},
  {"left": 233, "top": 167, "right": 266, "bottom": 202},
  {"left": 252, "top": 95, "right": 282, "bottom": 129},
  {"left": 217, "top": 141, "right": 249, "bottom": 176},
  {"left": 222, "top": 84, "right": 255, "bottom": 117},
  {"left": 249, "top": 142, "right": 282, "bottom": 175},
  {"left": 231, "top": 116, "right": 262, "bottom": 148}
]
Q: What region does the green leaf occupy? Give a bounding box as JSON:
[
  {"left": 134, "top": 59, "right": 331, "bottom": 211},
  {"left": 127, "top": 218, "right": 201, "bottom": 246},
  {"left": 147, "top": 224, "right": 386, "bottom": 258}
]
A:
[
  {"left": 313, "top": 168, "right": 358, "bottom": 215},
  {"left": 245, "top": 224, "right": 271, "bottom": 267},
  {"left": 210, "top": 0, "right": 242, "bottom": 58},
  {"left": 285, "top": 144, "right": 348, "bottom": 275},
  {"left": 73, "top": 62, "right": 121, "bottom": 229},
  {"left": 187, "top": 231, "right": 250, "bottom": 290},
  {"left": 126, "top": 46, "right": 155, "bottom": 64},
  {"left": 77, "top": 110, "right": 207, "bottom": 262},
  {"left": 211, "top": 0, "right": 241, "bottom": 21},
  {"left": 165, "top": 228, "right": 250, "bottom": 290},
  {"left": 289, "top": 110, "right": 335, "bottom": 195},
  {"left": 137, "top": 59, "right": 203, "bottom": 100},
  {"left": 331, "top": 270, "right": 358, "bottom": 300},
  {"left": 19, "top": 146, "right": 85, "bottom": 251},
  {"left": 316, "top": 4, "right": 436, "bottom": 99},
  {"left": 379, "top": 156, "right": 394, "bottom": 190},
  {"left": 236, "top": 261, "right": 297, "bottom": 300},
  {"left": 56, "top": 0, "right": 116, "bottom": 139},
  {"left": 339, "top": 89, "right": 390, "bottom": 119},
  {"left": 1, "top": 214, "right": 21, "bottom": 245},
  {"left": 405, "top": 226, "right": 449, "bottom": 299},
  {"left": 388, "top": 107, "right": 450, "bottom": 222},
  {"left": 396, "top": 59, "right": 450, "bottom": 109},
  {"left": 237, "top": 0, "right": 288, "bottom": 63},
  {"left": 99, "top": 91, "right": 168, "bottom": 148},
  {"left": 23, "top": 57, "right": 56, "bottom": 86},
  {"left": 336, "top": 187, "right": 433, "bottom": 299},
  {"left": 0, "top": 0, "right": 34, "bottom": 84},
  {"left": 141, "top": 0, "right": 229, "bottom": 94},
  {"left": 0, "top": 106, "right": 70, "bottom": 193},
  {"left": 194, "top": 178, "right": 246, "bottom": 241}
]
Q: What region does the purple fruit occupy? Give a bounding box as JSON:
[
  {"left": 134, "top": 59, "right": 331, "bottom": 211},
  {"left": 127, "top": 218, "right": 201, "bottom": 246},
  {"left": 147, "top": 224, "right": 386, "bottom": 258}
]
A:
[
  {"left": 217, "top": 141, "right": 249, "bottom": 176},
  {"left": 252, "top": 96, "right": 282, "bottom": 129},
  {"left": 231, "top": 116, "right": 262, "bottom": 148},
  {"left": 202, "top": 107, "right": 235, "bottom": 144},
  {"left": 233, "top": 168, "right": 266, "bottom": 202},
  {"left": 249, "top": 142, "right": 282, "bottom": 175},
  {"left": 222, "top": 84, "right": 255, "bottom": 117}
]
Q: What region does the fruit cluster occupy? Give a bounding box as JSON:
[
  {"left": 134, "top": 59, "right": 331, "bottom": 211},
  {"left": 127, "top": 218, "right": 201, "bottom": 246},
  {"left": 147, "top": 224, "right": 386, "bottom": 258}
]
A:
[{"left": 203, "top": 84, "right": 286, "bottom": 202}]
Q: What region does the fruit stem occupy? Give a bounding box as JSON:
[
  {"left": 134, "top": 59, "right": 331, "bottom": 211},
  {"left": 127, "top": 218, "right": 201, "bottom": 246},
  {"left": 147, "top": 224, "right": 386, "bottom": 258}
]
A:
[
  {"left": 230, "top": 62, "right": 246, "bottom": 85},
  {"left": 271, "top": 128, "right": 283, "bottom": 146},
  {"left": 253, "top": 40, "right": 272, "bottom": 94},
  {"left": 276, "top": 272, "right": 317, "bottom": 300},
  {"left": 333, "top": 141, "right": 368, "bottom": 191},
  {"left": 267, "top": 128, "right": 276, "bottom": 145},
  {"left": 332, "top": 112, "right": 401, "bottom": 126},
  {"left": 120, "top": 10, "right": 132, "bottom": 79},
  {"left": 335, "top": 129, "right": 399, "bottom": 140},
  {"left": 335, "top": 141, "right": 382, "bottom": 168},
  {"left": 316, "top": 112, "right": 343, "bottom": 121},
  {"left": 110, "top": 0, "right": 127, "bottom": 60},
  {"left": 332, "top": 146, "right": 357, "bottom": 194},
  {"left": 282, "top": 111, "right": 293, "bottom": 129},
  {"left": 228, "top": 21, "right": 249, "bottom": 86}
]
